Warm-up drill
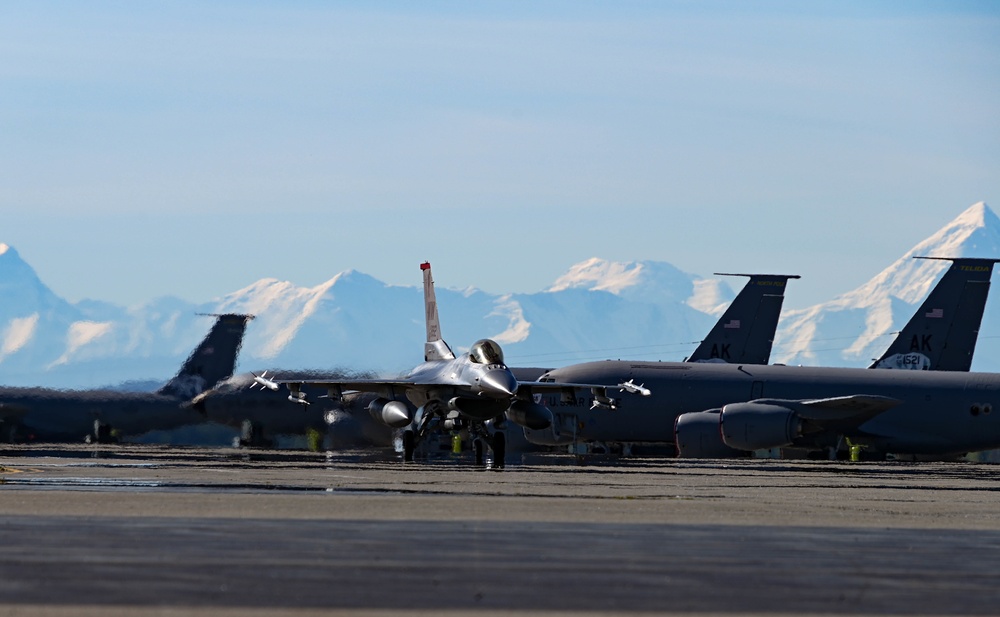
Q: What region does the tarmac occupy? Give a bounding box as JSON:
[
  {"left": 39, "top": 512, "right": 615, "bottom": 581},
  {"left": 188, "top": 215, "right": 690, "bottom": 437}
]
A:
[{"left": 0, "top": 444, "right": 999, "bottom": 616}]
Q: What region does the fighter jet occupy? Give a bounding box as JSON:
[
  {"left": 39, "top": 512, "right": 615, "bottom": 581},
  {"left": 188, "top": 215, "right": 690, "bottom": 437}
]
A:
[
  {"left": 252, "top": 262, "right": 644, "bottom": 466},
  {"left": 527, "top": 259, "right": 1000, "bottom": 460},
  {"left": 675, "top": 256, "right": 1000, "bottom": 457},
  {"left": 0, "top": 314, "right": 252, "bottom": 443}
]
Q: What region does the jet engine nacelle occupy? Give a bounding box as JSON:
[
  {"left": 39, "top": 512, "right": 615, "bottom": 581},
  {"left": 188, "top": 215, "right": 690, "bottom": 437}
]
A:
[
  {"left": 505, "top": 399, "right": 552, "bottom": 430},
  {"left": 367, "top": 397, "right": 413, "bottom": 429},
  {"left": 720, "top": 402, "right": 802, "bottom": 451},
  {"left": 674, "top": 410, "right": 747, "bottom": 458}
]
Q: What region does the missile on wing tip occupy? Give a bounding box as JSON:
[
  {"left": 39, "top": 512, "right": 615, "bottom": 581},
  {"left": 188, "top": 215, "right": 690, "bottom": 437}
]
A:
[
  {"left": 251, "top": 371, "right": 280, "bottom": 391},
  {"left": 619, "top": 379, "right": 651, "bottom": 396}
]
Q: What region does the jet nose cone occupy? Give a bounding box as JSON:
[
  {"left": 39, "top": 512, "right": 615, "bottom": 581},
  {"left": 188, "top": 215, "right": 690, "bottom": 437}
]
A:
[{"left": 479, "top": 369, "right": 518, "bottom": 398}]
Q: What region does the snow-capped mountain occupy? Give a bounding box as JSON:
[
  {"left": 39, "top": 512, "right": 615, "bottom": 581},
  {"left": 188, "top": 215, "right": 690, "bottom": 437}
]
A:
[
  {"left": 2, "top": 201, "right": 998, "bottom": 387},
  {"left": 547, "top": 257, "right": 735, "bottom": 314},
  {"left": 772, "top": 202, "right": 1000, "bottom": 371},
  {"left": 0, "top": 248, "right": 718, "bottom": 386}
]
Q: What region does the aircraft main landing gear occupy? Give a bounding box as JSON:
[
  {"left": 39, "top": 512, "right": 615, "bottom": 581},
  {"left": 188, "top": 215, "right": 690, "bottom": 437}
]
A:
[
  {"left": 402, "top": 429, "right": 415, "bottom": 462},
  {"left": 237, "top": 420, "right": 272, "bottom": 448},
  {"left": 491, "top": 431, "right": 506, "bottom": 469},
  {"left": 85, "top": 420, "right": 117, "bottom": 444}
]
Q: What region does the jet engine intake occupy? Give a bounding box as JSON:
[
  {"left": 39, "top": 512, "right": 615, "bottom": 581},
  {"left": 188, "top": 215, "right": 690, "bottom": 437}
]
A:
[
  {"left": 720, "top": 402, "right": 802, "bottom": 451},
  {"left": 505, "top": 399, "right": 553, "bottom": 430},
  {"left": 674, "top": 410, "right": 747, "bottom": 458},
  {"left": 367, "top": 397, "right": 413, "bottom": 429}
]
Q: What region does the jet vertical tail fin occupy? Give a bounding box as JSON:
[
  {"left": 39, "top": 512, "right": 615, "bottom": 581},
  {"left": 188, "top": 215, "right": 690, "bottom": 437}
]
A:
[
  {"left": 870, "top": 257, "right": 1000, "bottom": 371},
  {"left": 157, "top": 313, "right": 254, "bottom": 399},
  {"left": 421, "top": 262, "right": 455, "bottom": 361},
  {"left": 687, "top": 274, "right": 800, "bottom": 365}
]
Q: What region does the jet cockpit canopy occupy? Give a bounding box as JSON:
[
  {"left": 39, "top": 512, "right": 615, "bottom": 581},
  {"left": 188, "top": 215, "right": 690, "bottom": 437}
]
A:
[{"left": 469, "top": 339, "right": 505, "bottom": 365}]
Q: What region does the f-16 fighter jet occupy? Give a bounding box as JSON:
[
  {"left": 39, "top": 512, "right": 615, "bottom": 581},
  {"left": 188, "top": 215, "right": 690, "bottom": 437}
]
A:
[{"left": 252, "top": 263, "right": 646, "bottom": 466}]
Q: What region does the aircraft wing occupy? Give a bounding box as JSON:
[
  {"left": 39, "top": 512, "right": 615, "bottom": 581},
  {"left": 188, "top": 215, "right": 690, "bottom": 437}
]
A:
[
  {"left": 793, "top": 394, "right": 902, "bottom": 421},
  {"left": 251, "top": 372, "right": 421, "bottom": 402},
  {"left": 752, "top": 394, "right": 902, "bottom": 433}
]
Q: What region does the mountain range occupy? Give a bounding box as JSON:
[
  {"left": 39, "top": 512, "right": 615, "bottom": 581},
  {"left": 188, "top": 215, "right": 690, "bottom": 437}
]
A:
[{"left": 2, "top": 201, "right": 999, "bottom": 388}]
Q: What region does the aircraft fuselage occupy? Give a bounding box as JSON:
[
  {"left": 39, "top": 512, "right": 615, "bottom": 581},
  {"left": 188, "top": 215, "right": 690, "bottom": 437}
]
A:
[
  {"left": 0, "top": 387, "right": 203, "bottom": 442},
  {"left": 531, "top": 361, "right": 1000, "bottom": 455}
]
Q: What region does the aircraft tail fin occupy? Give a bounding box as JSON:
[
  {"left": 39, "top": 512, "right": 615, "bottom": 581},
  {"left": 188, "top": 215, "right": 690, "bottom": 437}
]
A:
[
  {"left": 870, "top": 257, "right": 1000, "bottom": 371},
  {"left": 421, "top": 262, "right": 455, "bottom": 361},
  {"left": 687, "top": 273, "right": 800, "bottom": 365},
  {"left": 157, "top": 313, "right": 254, "bottom": 399}
]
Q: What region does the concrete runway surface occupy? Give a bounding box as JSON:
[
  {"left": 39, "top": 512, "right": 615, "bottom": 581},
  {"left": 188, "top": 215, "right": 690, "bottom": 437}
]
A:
[{"left": 0, "top": 445, "right": 998, "bottom": 616}]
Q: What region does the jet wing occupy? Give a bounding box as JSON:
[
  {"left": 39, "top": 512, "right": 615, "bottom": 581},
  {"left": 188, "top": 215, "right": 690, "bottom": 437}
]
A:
[
  {"left": 250, "top": 372, "right": 421, "bottom": 403},
  {"left": 792, "top": 395, "right": 902, "bottom": 421},
  {"left": 753, "top": 394, "right": 902, "bottom": 433}
]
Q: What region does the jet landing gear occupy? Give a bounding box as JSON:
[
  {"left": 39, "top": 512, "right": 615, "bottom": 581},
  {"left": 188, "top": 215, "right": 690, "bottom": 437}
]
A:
[
  {"left": 237, "top": 420, "right": 273, "bottom": 448},
  {"left": 85, "top": 420, "right": 117, "bottom": 444},
  {"left": 471, "top": 432, "right": 504, "bottom": 468},
  {"left": 491, "top": 431, "right": 506, "bottom": 469},
  {"left": 402, "top": 429, "right": 415, "bottom": 462},
  {"left": 473, "top": 438, "right": 485, "bottom": 466}
]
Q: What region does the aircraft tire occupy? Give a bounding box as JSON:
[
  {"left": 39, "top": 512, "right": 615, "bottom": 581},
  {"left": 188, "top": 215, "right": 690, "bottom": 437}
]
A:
[
  {"left": 92, "top": 420, "right": 116, "bottom": 444},
  {"left": 492, "top": 431, "right": 506, "bottom": 469},
  {"left": 402, "top": 430, "right": 415, "bottom": 462}
]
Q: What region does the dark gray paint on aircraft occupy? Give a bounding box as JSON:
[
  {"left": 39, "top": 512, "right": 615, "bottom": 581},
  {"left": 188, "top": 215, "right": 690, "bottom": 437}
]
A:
[
  {"left": 0, "top": 314, "right": 252, "bottom": 443},
  {"left": 532, "top": 360, "right": 1000, "bottom": 457},
  {"left": 686, "top": 273, "right": 798, "bottom": 365},
  {"left": 191, "top": 370, "right": 394, "bottom": 447},
  {"left": 673, "top": 256, "right": 1000, "bottom": 457},
  {"left": 870, "top": 257, "right": 1000, "bottom": 371}
]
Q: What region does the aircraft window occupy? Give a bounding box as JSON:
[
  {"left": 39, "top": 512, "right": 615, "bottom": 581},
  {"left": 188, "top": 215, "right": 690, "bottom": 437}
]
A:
[
  {"left": 470, "top": 339, "right": 504, "bottom": 365},
  {"left": 985, "top": 404, "right": 993, "bottom": 415},
  {"left": 971, "top": 404, "right": 981, "bottom": 417}
]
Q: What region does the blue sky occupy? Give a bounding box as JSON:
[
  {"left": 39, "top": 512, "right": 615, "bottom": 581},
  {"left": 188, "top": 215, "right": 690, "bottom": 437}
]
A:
[{"left": 2, "top": 1, "right": 998, "bottom": 309}]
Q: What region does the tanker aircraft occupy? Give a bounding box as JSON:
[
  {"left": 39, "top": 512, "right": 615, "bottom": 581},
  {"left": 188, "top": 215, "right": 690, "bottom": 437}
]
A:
[
  {"left": 0, "top": 313, "right": 253, "bottom": 443},
  {"left": 251, "top": 262, "right": 645, "bottom": 466},
  {"left": 524, "top": 257, "right": 1000, "bottom": 459},
  {"left": 674, "top": 256, "right": 1000, "bottom": 456}
]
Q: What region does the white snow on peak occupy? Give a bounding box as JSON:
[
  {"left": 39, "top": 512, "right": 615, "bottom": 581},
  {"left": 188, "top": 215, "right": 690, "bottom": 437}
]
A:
[
  {"left": 487, "top": 295, "right": 531, "bottom": 344},
  {"left": 837, "top": 201, "right": 998, "bottom": 307},
  {"left": 0, "top": 313, "right": 39, "bottom": 362},
  {"left": 48, "top": 321, "right": 114, "bottom": 368},
  {"left": 210, "top": 271, "right": 366, "bottom": 360},
  {"left": 547, "top": 258, "right": 645, "bottom": 294},
  {"left": 0, "top": 243, "right": 9, "bottom": 257},
  {"left": 774, "top": 201, "right": 1000, "bottom": 367},
  {"left": 688, "top": 278, "right": 732, "bottom": 315}
]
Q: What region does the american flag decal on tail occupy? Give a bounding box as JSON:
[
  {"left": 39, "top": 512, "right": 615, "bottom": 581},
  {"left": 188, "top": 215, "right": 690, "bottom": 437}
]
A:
[
  {"left": 723, "top": 319, "right": 741, "bottom": 329},
  {"left": 926, "top": 308, "right": 944, "bottom": 319}
]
